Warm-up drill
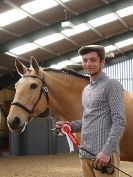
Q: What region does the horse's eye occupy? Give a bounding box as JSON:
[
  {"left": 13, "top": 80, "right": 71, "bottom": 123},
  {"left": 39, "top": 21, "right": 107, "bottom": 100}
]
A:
[{"left": 30, "top": 83, "right": 38, "bottom": 89}]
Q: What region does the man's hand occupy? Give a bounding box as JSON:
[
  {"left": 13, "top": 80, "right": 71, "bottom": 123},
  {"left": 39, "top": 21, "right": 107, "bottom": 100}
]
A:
[
  {"left": 55, "top": 121, "right": 65, "bottom": 129},
  {"left": 95, "top": 152, "right": 110, "bottom": 167}
]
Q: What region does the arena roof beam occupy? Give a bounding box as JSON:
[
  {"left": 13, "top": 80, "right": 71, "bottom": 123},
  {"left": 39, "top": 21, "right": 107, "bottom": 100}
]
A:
[
  {"left": 0, "top": 0, "right": 132, "bottom": 53},
  {"left": 42, "top": 31, "right": 133, "bottom": 67},
  {"left": 0, "top": 27, "right": 20, "bottom": 37}
]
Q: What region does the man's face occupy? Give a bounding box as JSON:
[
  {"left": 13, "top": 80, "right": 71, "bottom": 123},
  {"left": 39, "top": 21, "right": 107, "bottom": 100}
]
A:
[{"left": 82, "top": 51, "right": 105, "bottom": 76}]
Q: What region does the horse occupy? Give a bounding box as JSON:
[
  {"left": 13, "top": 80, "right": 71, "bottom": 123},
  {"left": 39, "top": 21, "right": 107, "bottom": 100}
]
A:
[{"left": 7, "top": 57, "right": 133, "bottom": 162}]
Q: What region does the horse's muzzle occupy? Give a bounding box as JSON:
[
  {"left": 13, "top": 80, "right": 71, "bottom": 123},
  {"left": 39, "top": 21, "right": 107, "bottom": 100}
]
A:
[{"left": 7, "top": 117, "right": 26, "bottom": 133}]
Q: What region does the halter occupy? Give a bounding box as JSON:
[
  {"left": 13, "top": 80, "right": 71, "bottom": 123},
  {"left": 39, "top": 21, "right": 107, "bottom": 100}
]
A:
[{"left": 11, "top": 75, "right": 49, "bottom": 115}]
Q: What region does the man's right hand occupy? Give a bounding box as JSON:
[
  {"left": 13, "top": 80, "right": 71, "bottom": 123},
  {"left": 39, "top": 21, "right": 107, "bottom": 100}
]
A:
[{"left": 55, "top": 121, "right": 65, "bottom": 129}]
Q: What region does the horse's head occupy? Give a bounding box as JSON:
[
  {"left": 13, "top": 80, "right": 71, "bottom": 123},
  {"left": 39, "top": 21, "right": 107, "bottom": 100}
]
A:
[{"left": 7, "top": 57, "right": 48, "bottom": 133}]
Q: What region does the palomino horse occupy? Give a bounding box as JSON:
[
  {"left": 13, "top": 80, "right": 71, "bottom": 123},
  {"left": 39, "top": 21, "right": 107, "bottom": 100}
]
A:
[{"left": 7, "top": 57, "right": 133, "bottom": 162}]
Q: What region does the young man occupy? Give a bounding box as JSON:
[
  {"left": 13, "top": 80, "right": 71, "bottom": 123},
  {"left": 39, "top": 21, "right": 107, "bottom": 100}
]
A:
[{"left": 56, "top": 45, "right": 126, "bottom": 177}]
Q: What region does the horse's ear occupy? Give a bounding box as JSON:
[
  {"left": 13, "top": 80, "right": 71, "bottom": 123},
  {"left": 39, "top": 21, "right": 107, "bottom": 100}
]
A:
[
  {"left": 30, "top": 56, "right": 39, "bottom": 72},
  {"left": 15, "top": 59, "right": 27, "bottom": 76}
]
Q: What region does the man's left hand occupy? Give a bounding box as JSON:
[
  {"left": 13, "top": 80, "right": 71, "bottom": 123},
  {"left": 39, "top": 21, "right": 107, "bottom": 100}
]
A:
[{"left": 95, "top": 152, "right": 110, "bottom": 167}]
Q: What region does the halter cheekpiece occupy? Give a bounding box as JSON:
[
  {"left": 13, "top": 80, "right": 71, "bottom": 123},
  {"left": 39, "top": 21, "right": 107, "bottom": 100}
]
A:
[{"left": 11, "top": 75, "right": 49, "bottom": 115}]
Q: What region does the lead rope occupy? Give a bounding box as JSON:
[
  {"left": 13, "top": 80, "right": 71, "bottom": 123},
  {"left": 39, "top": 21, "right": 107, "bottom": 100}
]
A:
[{"left": 61, "top": 122, "right": 133, "bottom": 177}]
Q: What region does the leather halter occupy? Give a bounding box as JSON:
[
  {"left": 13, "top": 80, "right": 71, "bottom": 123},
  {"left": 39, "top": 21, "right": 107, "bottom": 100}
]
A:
[{"left": 11, "top": 75, "right": 48, "bottom": 115}]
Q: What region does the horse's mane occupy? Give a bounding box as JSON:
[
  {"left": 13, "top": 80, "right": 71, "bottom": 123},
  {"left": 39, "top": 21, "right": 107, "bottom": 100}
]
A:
[{"left": 43, "top": 68, "right": 90, "bottom": 80}]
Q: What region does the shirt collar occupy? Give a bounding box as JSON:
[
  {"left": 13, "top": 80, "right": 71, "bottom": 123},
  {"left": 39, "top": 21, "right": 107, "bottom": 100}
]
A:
[{"left": 90, "top": 72, "right": 108, "bottom": 85}]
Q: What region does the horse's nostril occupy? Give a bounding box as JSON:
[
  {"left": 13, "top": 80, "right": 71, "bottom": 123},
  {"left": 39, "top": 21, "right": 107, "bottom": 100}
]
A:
[{"left": 9, "top": 117, "right": 21, "bottom": 129}]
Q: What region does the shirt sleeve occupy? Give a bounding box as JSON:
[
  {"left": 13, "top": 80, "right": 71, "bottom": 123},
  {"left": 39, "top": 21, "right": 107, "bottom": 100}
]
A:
[
  {"left": 69, "top": 120, "right": 82, "bottom": 133},
  {"left": 102, "top": 79, "right": 126, "bottom": 155}
]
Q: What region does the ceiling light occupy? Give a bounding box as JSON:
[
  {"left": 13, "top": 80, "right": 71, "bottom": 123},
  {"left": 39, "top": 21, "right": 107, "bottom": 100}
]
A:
[
  {"left": 57, "top": 60, "right": 73, "bottom": 69},
  {"left": 61, "top": 23, "right": 90, "bottom": 37},
  {"left": 5, "top": 52, "right": 18, "bottom": 58},
  {"left": 115, "top": 38, "right": 133, "bottom": 48},
  {"left": 21, "top": 0, "right": 58, "bottom": 14},
  {"left": 88, "top": 13, "right": 118, "bottom": 27},
  {"left": 50, "top": 60, "right": 73, "bottom": 69},
  {"left": 0, "top": 9, "right": 27, "bottom": 27},
  {"left": 61, "top": 21, "right": 74, "bottom": 30},
  {"left": 9, "top": 43, "right": 38, "bottom": 55},
  {"left": 34, "top": 33, "right": 64, "bottom": 46},
  {"left": 71, "top": 56, "right": 82, "bottom": 63},
  {"left": 60, "top": 0, "right": 71, "bottom": 2},
  {"left": 104, "top": 45, "right": 117, "bottom": 53},
  {"left": 117, "top": 5, "right": 133, "bottom": 17},
  {"left": 50, "top": 64, "right": 60, "bottom": 69}
]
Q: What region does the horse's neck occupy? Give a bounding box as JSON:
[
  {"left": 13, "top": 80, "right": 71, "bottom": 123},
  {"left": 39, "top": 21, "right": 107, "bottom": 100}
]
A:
[
  {"left": 44, "top": 70, "right": 89, "bottom": 121},
  {"left": 124, "top": 91, "right": 133, "bottom": 119}
]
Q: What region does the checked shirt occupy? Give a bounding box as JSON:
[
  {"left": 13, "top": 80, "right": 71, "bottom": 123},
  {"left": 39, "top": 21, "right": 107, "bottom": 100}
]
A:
[{"left": 70, "top": 72, "right": 126, "bottom": 158}]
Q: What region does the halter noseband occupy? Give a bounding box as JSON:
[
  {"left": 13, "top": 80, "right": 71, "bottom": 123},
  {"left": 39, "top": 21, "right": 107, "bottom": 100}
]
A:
[{"left": 11, "top": 75, "right": 49, "bottom": 115}]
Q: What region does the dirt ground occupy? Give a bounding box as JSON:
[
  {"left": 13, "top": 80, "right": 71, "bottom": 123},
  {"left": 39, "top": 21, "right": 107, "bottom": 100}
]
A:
[{"left": 0, "top": 153, "right": 133, "bottom": 177}]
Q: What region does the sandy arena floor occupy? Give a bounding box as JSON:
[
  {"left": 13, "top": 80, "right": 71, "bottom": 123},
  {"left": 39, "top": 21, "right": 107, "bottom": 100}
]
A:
[{"left": 0, "top": 153, "right": 133, "bottom": 177}]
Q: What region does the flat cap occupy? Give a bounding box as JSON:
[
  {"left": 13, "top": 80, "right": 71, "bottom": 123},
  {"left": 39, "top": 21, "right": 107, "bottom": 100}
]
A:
[{"left": 78, "top": 45, "right": 106, "bottom": 59}]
